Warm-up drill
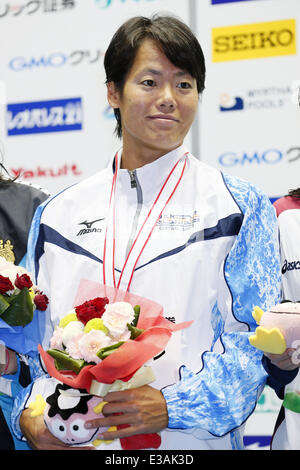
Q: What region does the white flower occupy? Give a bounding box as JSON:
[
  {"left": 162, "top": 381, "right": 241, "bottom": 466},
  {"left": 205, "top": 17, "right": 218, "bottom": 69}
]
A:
[
  {"left": 62, "top": 321, "right": 84, "bottom": 347},
  {"left": 50, "top": 326, "right": 64, "bottom": 350},
  {"left": 78, "top": 330, "right": 112, "bottom": 364},
  {"left": 0, "top": 257, "right": 10, "bottom": 270},
  {"left": 0, "top": 258, "right": 35, "bottom": 289},
  {"left": 102, "top": 301, "right": 135, "bottom": 339},
  {"left": 66, "top": 333, "right": 85, "bottom": 360}
]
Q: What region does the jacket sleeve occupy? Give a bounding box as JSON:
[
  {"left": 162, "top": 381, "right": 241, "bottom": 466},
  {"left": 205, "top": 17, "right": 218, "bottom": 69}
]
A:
[
  {"left": 161, "top": 174, "right": 281, "bottom": 438},
  {"left": 262, "top": 355, "right": 298, "bottom": 399},
  {"left": 10, "top": 200, "right": 51, "bottom": 440}
]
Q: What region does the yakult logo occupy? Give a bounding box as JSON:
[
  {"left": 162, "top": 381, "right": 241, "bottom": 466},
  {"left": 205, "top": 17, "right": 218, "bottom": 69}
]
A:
[{"left": 6, "top": 98, "right": 83, "bottom": 136}]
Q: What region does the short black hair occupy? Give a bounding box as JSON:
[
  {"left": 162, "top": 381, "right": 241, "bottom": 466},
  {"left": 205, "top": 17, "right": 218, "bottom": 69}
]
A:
[
  {"left": 104, "top": 14, "right": 206, "bottom": 138},
  {"left": 287, "top": 188, "right": 300, "bottom": 198}
]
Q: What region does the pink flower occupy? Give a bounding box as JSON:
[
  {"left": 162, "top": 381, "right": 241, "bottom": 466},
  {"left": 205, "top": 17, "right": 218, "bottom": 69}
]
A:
[
  {"left": 102, "top": 302, "right": 134, "bottom": 338},
  {"left": 66, "top": 332, "right": 85, "bottom": 360},
  {"left": 78, "top": 330, "right": 111, "bottom": 364},
  {"left": 50, "top": 327, "right": 64, "bottom": 350}
]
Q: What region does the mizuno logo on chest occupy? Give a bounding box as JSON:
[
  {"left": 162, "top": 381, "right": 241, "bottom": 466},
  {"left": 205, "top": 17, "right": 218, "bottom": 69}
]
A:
[{"left": 76, "top": 218, "right": 105, "bottom": 236}]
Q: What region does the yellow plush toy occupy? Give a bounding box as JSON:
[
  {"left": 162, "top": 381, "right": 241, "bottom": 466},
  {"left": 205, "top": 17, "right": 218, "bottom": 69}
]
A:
[{"left": 249, "top": 302, "right": 300, "bottom": 354}]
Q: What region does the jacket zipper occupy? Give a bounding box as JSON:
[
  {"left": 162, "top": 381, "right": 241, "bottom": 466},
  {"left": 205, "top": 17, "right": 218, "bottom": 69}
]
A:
[
  {"left": 125, "top": 169, "right": 142, "bottom": 258},
  {"left": 129, "top": 170, "right": 137, "bottom": 189}
]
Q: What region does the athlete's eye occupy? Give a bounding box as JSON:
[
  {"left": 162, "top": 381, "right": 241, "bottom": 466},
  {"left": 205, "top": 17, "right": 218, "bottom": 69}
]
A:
[
  {"left": 141, "top": 79, "right": 156, "bottom": 87},
  {"left": 177, "top": 82, "right": 192, "bottom": 89}
]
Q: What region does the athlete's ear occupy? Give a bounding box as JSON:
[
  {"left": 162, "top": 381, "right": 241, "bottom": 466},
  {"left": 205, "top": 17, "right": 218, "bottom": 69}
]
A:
[{"left": 107, "top": 82, "right": 121, "bottom": 109}]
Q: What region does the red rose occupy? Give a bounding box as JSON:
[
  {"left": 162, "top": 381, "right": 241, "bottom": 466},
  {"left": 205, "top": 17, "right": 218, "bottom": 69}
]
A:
[
  {"left": 0, "top": 275, "right": 14, "bottom": 294},
  {"left": 34, "top": 293, "right": 49, "bottom": 311},
  {"left": 15, "top": 273, "right": 33, "bottom": 290},
  {"left": 75, "top": 297, "right": 109, "bottom": 325}
]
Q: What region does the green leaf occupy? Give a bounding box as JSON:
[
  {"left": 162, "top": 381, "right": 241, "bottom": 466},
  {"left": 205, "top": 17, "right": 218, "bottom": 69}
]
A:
[
  {"left": 283, "top": 392, "right": 300, "bottom": 413},
  {"left": 0, "top": 294, "right": 10, "bottom": 316},
  {"left": 132, "top": 305, "right": 141, "bottom": 327},
  {"left": 97, "top": 341, "right": 125, "bottom": 360},
  {"left": 47, "top": 349, "right": 86, "bottom": 375},
  {"left": 0, "top": 288, "right": 34, "bottom": 326},
  {"left": 127, "top": 322, "right": 144, "bottom": 340}
]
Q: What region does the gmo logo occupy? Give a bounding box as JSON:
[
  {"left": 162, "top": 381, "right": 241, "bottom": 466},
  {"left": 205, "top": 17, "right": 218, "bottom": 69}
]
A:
[
  {"left": 218, "top": 147, "right": 300, "bottom": 167},
  {"left": 9, "top": 50, "right": 102, "bottom": 71},
  {"left": 9, "top": 53, "right": 68, "bottom": 71}
]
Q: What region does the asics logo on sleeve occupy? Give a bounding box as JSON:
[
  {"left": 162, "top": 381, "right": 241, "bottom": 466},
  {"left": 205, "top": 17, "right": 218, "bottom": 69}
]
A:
[{"left": 282, "top": 259, "right": 300, "bottom": 274}]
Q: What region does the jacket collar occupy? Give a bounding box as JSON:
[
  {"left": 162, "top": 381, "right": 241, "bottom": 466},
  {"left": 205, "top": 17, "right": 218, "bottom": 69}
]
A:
[{"left": 112, "top": 144, "right": 189, "bottom": 200}]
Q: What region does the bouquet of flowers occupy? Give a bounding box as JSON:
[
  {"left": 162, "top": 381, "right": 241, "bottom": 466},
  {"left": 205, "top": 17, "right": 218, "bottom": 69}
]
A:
[
  {"left": 0, "top": 257, "right": 48, "bottom": 327},
  {"left": 46, "top": 297, "right": 149, "bottom": 383},
  {"left": 37, "top": 279, "right": 192, "bottom": 449},
  {"left": 0, "top": 258, "right": 48, "bottom": 355}
]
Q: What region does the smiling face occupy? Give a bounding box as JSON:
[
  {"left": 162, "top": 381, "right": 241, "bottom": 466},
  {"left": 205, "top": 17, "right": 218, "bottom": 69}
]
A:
[
  {"left": 44, "top": 391, "right": 107, "bottom": 446},
  {"left": 107, "top": 39, "right": 199, "bottom": 169}
]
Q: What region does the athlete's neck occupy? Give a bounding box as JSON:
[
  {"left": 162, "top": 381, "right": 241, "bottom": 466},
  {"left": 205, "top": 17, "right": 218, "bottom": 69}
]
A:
[{"left": 120, "top": 142, "right": 183, "bottom": 171}]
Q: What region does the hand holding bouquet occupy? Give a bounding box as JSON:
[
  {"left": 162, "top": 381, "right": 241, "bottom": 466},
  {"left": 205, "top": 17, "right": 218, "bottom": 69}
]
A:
[{"left": 37, "top": 279, "right": 192, "bottom": 449}]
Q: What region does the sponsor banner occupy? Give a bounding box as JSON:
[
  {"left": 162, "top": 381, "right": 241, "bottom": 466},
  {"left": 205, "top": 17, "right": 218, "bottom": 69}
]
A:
[
  {"left": 213, "top": 140, "right": 300, "bottom": 197},
  {"left": 243, "top": 436, "right": 272, "bottom": 451},
  {"left": 8, "top": 50, "right": 102, "bottom": 72},
  {"left": 6, "top": 98, "right": 83, "bottom": 136},
  {"left": 94, "top": 0, "right": 158, "bottom": 7},
  {"left": 218, "top": 146, "right": 300, "bottom": 168},
  {"left": 8, "top": 163, "right": 82, "bottom": 180},
  {"left": 212, "top": 19, "right": 297, "bottom": 62},
  {"left": 0, "top": 0, "right": 191, "bottom": 194},
  {"left": 0, "top": 80, "right": 6, "bottom": 150},
  {"left": 0, "top": 0, "right": 76, "bottom": 18},
  {"left": 219, "top": 85, "right": 293, "bottom": 112},
  {"left": 212, "top": 0, "right": 257, "bottom": 4}
]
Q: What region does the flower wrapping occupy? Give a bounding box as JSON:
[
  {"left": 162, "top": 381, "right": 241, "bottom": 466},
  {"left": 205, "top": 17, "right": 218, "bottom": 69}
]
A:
[
  {"left": 38, "top": 279, "right": 193, "bottom": 450},
  {"left": 39, "top": 279, "right": 192, "bottom": 391}
]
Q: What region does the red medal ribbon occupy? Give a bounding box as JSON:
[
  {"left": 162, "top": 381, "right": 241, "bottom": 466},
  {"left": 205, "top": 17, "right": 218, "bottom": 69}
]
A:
[{"left": 103, "top": 150, "right": 188, "bottom": 292}]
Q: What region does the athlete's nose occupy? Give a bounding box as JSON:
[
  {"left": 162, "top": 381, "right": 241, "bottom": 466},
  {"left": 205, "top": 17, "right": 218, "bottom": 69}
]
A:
[{"left": 157, "top": 85, "right": 176, "bottom": 112}]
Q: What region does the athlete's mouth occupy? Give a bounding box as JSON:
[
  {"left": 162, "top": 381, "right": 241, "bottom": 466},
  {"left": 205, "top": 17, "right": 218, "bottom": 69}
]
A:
[{"left": 147, "top": 114, "right": 179, "bottom": 122}]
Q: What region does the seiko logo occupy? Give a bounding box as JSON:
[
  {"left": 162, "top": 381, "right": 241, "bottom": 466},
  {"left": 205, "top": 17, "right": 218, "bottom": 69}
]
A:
[
  {"left": 212, "top": 19, "right": 296, "bottom": 62},
  {"left": 282, "top": 259, "right": 300, "bottom": 274},
  {"left": 76, "top": 218, "right": 104, "bottom": 236}
]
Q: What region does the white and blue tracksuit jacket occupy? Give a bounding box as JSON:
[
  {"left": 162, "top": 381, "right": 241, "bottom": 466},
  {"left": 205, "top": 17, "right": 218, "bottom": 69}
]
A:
[{"left": 12, "top": 145, "right": 281, "bottom": 450}]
